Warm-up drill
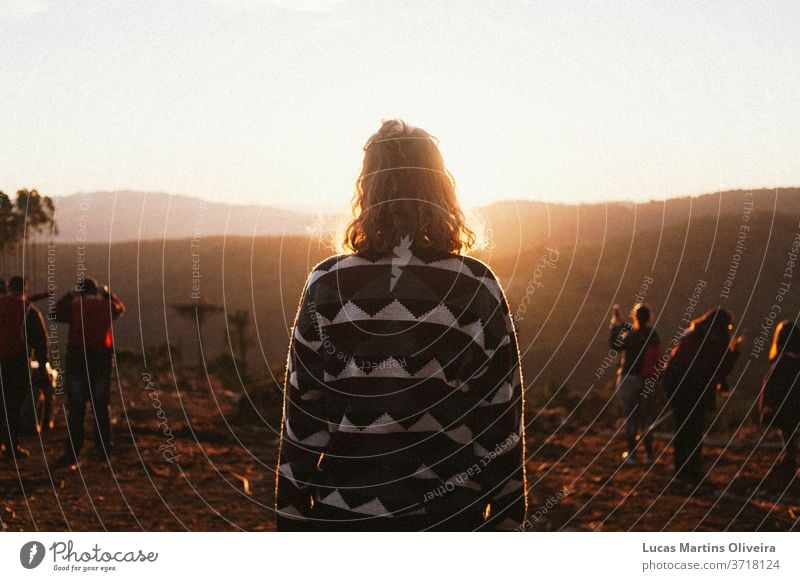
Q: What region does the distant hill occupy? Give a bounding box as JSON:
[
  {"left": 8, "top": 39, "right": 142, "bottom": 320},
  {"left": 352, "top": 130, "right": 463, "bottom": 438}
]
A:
[
  {"left": 9, "top": 186, "right": 800, "bottom": 430},
  {"left": 477, "top": 187, "right": 800, "bottom": 255},
  {"left": 49, "top": 191, "right": 338, "bottom": 242},
  {"left": 47, "top": 187, "right": 800, "bottom": 247},
  {"left": 489, "top": 207, "right": 800, "bottom": 427}
]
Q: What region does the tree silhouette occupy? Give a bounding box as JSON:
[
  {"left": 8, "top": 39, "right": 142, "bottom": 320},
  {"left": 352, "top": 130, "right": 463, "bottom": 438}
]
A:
[
  {"left": 0, "top": 192, "right": 17, "bottom": 253},
  {"left": 0, "top": 189, "right": 57, "bottom": 278},
  {"left": 172, "top": 298, "right": 223, "bottom": 368}
]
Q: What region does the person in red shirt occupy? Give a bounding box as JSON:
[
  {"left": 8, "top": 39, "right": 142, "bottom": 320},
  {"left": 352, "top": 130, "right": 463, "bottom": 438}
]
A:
[
  {"left": 0, "top": 276, "right": 47, "bottom": 460},
  {"left": 56, "top": 276, "right": 125, "bottom": 464}
]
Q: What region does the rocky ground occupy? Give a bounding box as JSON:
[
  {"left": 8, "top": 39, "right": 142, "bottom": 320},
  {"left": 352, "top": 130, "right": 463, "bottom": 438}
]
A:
[{"left": 1, "top": 379, "right": 798, "bottom": 532}]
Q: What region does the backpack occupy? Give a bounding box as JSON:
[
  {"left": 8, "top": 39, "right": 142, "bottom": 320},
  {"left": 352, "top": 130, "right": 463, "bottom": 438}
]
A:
[
  {"left": 640, "top": 343, "right": 662, "bottom": 379},
  {"left": 662, "top": 332, "right": 696, "bottom": 396}
]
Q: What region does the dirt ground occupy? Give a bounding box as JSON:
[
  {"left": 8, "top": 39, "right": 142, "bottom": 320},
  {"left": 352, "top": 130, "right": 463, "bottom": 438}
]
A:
[{"left": 2, "top": 378, "right": 798, "bottom": 532}]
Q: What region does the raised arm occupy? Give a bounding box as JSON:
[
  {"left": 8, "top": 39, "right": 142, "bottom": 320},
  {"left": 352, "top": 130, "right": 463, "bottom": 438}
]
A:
[
  {"left": 109, "top": 293, "right": 126, "bottom": 319},
  {"left": 609, "top": 322, "right": 631, "bottom": 350}
]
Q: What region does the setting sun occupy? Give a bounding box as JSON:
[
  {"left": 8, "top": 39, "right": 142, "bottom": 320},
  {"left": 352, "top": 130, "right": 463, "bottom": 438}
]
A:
[{"left": 2, "top": 2, "right": 798, "bottom": 211}]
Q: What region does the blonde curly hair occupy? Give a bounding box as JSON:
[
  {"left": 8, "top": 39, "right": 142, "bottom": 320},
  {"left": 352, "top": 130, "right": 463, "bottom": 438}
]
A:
[{"left": 344, "top": 119, "right": 475, "bottom": 255}]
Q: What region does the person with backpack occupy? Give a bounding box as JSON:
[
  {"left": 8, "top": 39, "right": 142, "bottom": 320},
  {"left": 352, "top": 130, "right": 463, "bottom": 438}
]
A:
[
  {"left": 759, "top": 321, "right": 800, "bottom": 480},
  {"left": 609, "top": 303, "right": 661, "bottom": 464},
  {"left": 0, "top": 276, "right": 47, "bottom": 459},
  {"left": 663, "top": 308, "right": 742, "bottom": 487},
  {"left": 56, "top": 277, "right": 125, "bottom": 465}
]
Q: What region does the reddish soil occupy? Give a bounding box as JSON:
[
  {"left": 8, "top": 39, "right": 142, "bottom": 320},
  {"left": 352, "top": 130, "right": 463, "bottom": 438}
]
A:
[
  {"left": 1, "top": 375, "right": 279, "bottom": 531},
  {"left": 2, "top": 380, "right": 798, "bottom": 532},
  {"left": 526, "top": 425, "right": 800, "bottom": 531}
]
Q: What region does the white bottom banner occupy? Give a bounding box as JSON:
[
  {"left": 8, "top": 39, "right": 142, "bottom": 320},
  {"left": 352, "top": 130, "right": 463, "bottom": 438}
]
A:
[{"left": 0, "top": 532, "right": 798, "bottom": 579}]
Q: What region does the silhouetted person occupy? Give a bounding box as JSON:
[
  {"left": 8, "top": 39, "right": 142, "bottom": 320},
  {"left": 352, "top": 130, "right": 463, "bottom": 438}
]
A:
[
  {"left": 0, "top": 278, "right": 6, "bottom": 295},
  {"left": 56, "top": 277, "right": 125, "bottom": 464},
  {"left": 0, "top": 276, "right": 46, "bottom": 459},
  {"left": 759, "top": 321, "right": 800, "bottom": 480},
  {"left": 24, "top": 287, "right": 51, "bottom": 433},
  {"left": 275, "top": 120, "right": 527, "bottom": 531},
  {"left": 663, "top": 308, "right": 741, "bottom": 487},
  {"left": 609, "top": 303, "right": 661, "bottom": 463}
]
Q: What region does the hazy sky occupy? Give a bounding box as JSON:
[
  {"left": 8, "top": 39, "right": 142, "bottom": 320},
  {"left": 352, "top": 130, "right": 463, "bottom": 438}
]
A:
[{"left": 1, "top": 0, "right": 799, "bottom": 212}]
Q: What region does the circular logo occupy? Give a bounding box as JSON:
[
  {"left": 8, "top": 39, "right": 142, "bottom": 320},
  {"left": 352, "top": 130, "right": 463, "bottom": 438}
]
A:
[{"left": 20, "top": 541, "right": 46, "bottom": 569}]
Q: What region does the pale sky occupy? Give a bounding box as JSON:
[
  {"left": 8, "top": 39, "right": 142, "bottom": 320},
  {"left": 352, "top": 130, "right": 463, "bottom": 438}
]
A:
[{"left": 1, "top": 0, "right": 799, "bottom": 213}]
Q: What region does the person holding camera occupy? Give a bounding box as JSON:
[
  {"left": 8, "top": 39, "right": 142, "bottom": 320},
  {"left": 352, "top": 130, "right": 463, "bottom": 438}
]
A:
[
  {"left": 55, "top": 276, "right": 125, "bottom": 465},
  {"left": 609, "top": 303, "right": 662, "bottom": 464}
]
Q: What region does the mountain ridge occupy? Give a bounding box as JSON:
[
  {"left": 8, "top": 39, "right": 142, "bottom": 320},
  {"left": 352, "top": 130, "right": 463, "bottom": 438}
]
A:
[{"left": 45, "top": 187, "right": 800, "bottom": 247}]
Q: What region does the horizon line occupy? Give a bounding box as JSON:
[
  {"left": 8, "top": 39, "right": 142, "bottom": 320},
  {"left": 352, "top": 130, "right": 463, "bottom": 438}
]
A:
[{"left": 13, "top": 184, "right": 800, "bottom": 214}]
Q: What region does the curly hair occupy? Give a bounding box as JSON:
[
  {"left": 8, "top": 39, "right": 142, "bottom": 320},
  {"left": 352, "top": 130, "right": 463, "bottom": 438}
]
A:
[
  {"left": 770, "top": 320, "right": 800, "bottom": 361},
  {"left": 344, "top": 119, "right": 475, "bottom": 255}
]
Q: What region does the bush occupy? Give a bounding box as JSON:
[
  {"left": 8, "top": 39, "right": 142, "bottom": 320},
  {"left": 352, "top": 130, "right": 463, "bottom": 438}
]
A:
[{"left": 232, "top": 363, "right": 285, "bottom": 428}]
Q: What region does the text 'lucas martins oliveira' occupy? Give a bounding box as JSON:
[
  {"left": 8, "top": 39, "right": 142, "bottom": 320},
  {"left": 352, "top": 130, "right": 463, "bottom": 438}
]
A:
[{"left": 643, "top": 542, "right": 777, "bottom": 553}]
